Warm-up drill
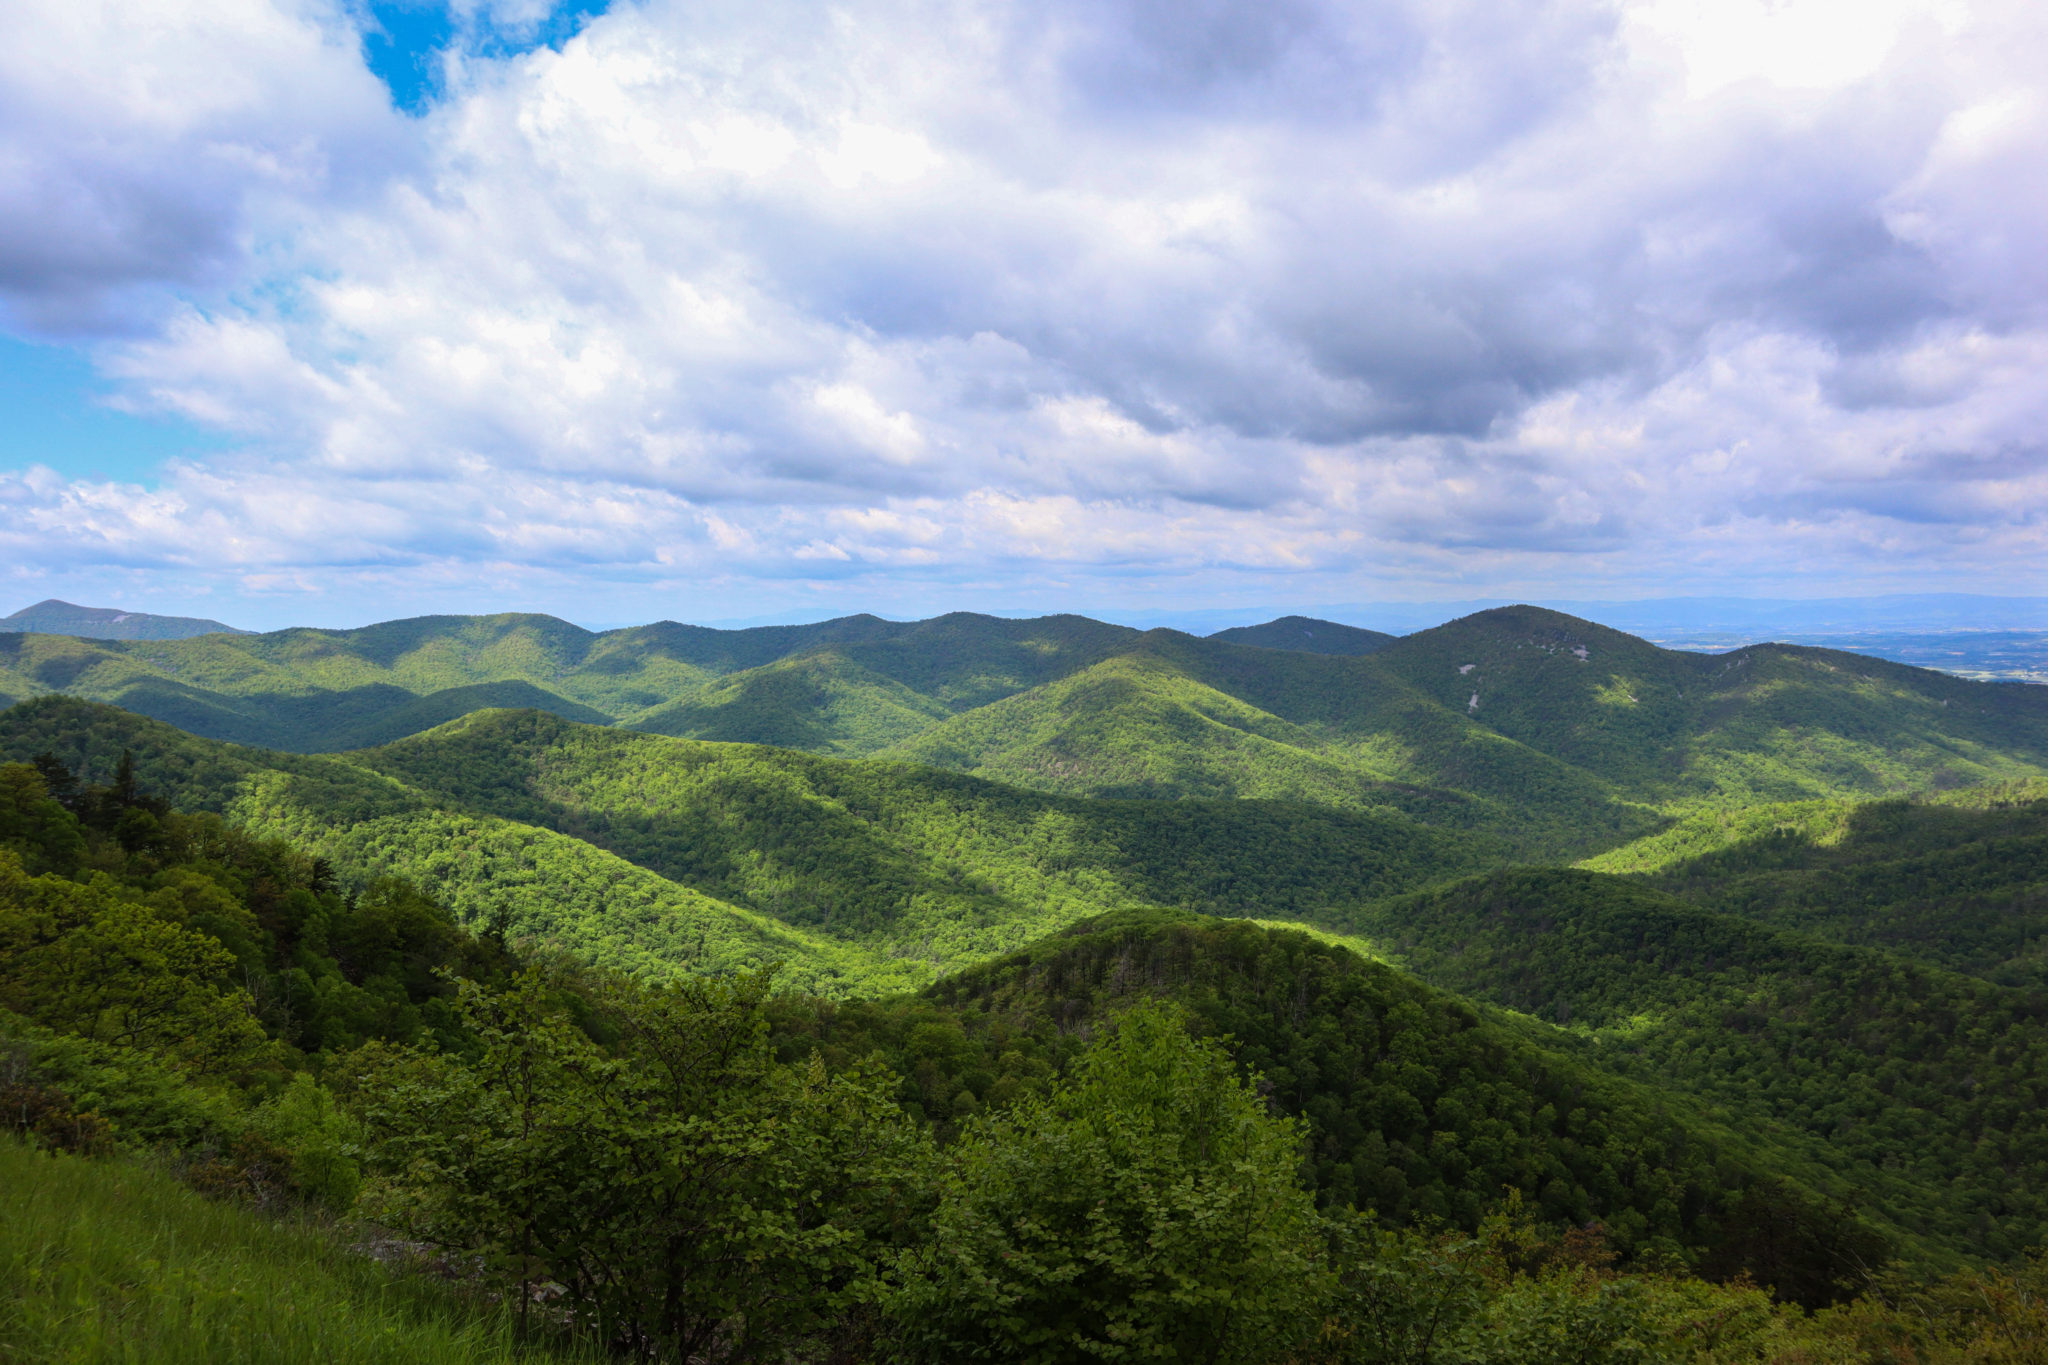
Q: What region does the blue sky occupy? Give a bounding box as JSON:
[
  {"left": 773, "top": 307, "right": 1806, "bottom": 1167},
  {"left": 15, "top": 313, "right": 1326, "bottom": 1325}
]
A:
[
  {"left": 0, "top": 336, "right": 229, "bottom": 483},
  {"left": 2, "top": 0, "right": 2044, "bottom": 630}
]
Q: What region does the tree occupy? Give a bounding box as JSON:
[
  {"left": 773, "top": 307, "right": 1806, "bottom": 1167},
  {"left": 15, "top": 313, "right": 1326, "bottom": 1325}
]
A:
[
  {"left": 891, "top": 1002, "right": 1326, "bottom": 1364},
  {"left": 347, "top": 964, "right": 930, "bottom": 1362}
]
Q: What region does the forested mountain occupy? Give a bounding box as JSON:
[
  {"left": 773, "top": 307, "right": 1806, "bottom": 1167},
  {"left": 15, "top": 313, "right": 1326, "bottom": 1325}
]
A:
[
  {"left": 1, "top": 598, "right": 247, "bottom": 640},
  {"left": 0, "top": 610, "right": 1144, "bottom": 751},
  {"left": 25, "top": 758, "right": 2017, "bottom": 1362},
  {"left": 8, "top": 609, "right": 2039, "bottom": 888},
  {"left": 5, "top": 606, "right": 2041, "bottom": 825},
  {"left": 0, "top": 697, "right": 1501, "bottom": 991},
  {"left": 1335, "top": 864, "right": 2048, "bottom": 1261},
  {"left": 1207, "top": 615, "right": 1397, "bottom": 655},
  {"left": 9, "top": 604, "right": 2048, "bottom": 1348}
]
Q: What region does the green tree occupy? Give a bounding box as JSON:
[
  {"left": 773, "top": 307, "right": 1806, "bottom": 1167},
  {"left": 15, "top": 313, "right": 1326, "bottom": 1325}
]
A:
[
  {"left": 891, "top": 1002, "right": 1325, "bottom": 1364},
  {"left": 347, "top": 964, "right": 929, "bottom": 1363}
]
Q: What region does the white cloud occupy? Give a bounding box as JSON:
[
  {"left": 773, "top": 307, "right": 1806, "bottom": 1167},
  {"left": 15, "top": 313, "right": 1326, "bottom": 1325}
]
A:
[
  {"left": 0, "top": 0, "right": 405, "bottom": 333},
  {"left": 1, "top": 0, "right": 2044, "bottom": 620}
]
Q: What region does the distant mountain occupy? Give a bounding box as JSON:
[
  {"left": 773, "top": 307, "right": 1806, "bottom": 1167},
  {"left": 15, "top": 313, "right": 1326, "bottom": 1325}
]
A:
[
  {"left": 1, "top": 598, "right": 246, "bottom": 640},
  {"left": 1, "top": 605, "right": 2043, "bottom": 840},
  {"left": 1206, "top": 615, "right": 1396, "bottom": 656}
]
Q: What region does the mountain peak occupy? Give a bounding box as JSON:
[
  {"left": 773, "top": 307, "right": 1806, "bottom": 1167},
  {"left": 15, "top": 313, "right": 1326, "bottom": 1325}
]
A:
[
  {"left": 1207, "top": 615, "right": 1397, "bottom": 657},
  {"left": 1, "top": 598, "right": 247, "bottom": 641}
]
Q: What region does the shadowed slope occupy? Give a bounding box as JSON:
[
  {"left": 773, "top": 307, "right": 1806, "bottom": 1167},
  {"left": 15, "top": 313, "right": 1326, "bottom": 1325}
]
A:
[
  {"left": 1337, "top": 865, "right": 2048, "bottom": 1261},
  {"left": 0, "top": 697, "right": 1493, "bottom": 986}
]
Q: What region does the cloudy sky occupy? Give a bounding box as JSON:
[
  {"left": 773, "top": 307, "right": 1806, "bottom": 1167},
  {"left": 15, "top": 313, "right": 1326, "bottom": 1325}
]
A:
[{"left": 1, "top": 0, "right": 2043, "bottom": 629}]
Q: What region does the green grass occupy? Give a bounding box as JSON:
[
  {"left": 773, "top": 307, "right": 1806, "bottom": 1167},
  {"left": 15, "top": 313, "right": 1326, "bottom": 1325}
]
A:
[{"left": 0, "top": 1140, "right": 593, "bottom": 1364}]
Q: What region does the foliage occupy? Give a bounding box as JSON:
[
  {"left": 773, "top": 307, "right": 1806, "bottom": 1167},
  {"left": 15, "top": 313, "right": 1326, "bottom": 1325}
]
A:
[
  {"left": 1339, "top": 867, "right": 2048, "bottom": 1262},
  {"left": 346, "top": 965, "right": 930, "bottom": 1363},
  {"left": 7, "top": 605, "right": 2042, "bottom": 850},
  {"left": 0, "top": 754, "right": 515, "bottom": 1210},
  {"left": 0, "top": 698, "right": 1496, "bottom": 990},
  {"left": 777, "top": 909, "right": 1897, "bottom": 1302},
  {"left": 891, "top": 1003, "right": 1326, "bottom": 1364},
  {"left": 1634, "top": 785, "right": 2048, "bottom": 989}
]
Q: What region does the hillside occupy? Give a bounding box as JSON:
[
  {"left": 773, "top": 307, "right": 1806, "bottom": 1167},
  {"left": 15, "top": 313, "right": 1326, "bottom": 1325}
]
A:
[
  {"left": 0, "top": 697, "right": 1500, "bottom": 989},
  {"left": 7, "top": 712, "right": 2042, "bottom": 1352},
  {"left": 1365, "top": 607, "right": 2048, "bottom": 805},
  {"left": 0, "top": 610, "right": 1144, "bottom": 753},
  {"left": 1, "top": 598, "right": 246, "bottom": 640},
  {"left": 1335, "top": 866, "right": 2048, "bottom": 1261},
  {"left": 4, "top": 607, "right": 2043, "bottom": 878},
  {"left": 0, "top": 697, "right": 925, "bottom": 994},
  {"left": 1608, "top": 781, "right": 2048, "bottom": 990},
  {"left": 778, "top": 908, "right": 1892, "bottom": 1280}
]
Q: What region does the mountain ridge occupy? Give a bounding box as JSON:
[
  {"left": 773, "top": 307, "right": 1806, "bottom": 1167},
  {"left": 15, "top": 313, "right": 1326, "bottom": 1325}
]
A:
[{"left": 1, "top": 598, "right": 247, "bottom": 641}]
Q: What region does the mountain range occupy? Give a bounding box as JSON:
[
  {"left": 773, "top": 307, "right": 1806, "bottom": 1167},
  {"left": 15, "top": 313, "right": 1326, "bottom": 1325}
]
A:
[{"left": 6, "top": 602, "right": 2048, "bottom": 1277}]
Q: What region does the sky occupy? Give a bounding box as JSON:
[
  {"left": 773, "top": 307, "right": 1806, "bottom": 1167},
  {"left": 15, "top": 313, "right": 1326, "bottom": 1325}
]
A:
[{"left": 1, "top": 0, "right": 2044, "bottom": 631}]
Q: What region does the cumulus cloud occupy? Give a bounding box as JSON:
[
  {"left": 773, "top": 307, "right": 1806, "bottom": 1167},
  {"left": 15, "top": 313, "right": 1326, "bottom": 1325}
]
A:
[
  {"left": 1, "top": 0, "right": 2044, "bottom": 618},
  {"left": 0, "top": 0, "right": 407, "bottom": 334}
]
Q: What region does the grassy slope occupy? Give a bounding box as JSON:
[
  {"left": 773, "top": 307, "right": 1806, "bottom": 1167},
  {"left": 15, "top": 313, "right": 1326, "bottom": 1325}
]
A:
[
  {"left": 0, "top": 1140, "right": 592, "bottom": 1364},
  {"left": 1333, "top": 866, "right": 2048, "bottom": 1261}
]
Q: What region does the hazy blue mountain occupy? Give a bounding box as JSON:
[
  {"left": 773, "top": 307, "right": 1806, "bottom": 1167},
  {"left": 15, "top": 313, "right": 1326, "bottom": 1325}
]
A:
[
  {"left": 1206, "top": 615, "right": 1397, "bottom": 656},
  {"left": 1, "top": 598, "right": 246, "bottom": 640}
]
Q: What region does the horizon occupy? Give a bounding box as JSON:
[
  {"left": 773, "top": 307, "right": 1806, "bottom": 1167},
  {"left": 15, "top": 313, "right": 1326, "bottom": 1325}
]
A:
[
  {"left": 11, "top": 589, "right": 2048, "bottom": 643},
  {"left": 3, "top": 0, "right": 2044, "bottom": 619}
]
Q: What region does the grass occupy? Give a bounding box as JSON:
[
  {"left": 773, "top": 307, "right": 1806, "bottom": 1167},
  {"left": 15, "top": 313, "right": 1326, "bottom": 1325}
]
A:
[{"left": 0, "top": 1139, "right": 594, "bottom": 1364}]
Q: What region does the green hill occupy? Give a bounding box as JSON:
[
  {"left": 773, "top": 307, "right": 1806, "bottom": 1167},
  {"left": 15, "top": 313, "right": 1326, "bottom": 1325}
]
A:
[
  {"left": 1208, "top": 614, "right": 1397, "bottom": 655},
  {"left": 629, "top": 649, "right": 954, "bottom": 752},
  {"left": 0, "top": 610, "right": 1144, "bottom": 753},
  {"left": 0, "top": 697, "right": 923, "bottom": 994},
  {"left": 780, "top": 908, "right": 1903, "bottom": 1286},
  {"left": 887, "top": 635, "right": 1668, "bottom": 859},
  {"left": 11, "top": 688, "right": 2048, "bottom": 1273},
  {"left": 5, "top": 606, "right": 2043, "bottom": 871},
  {"left": 1599, "top": 781, "right": 2048, "bottom": 991},
  {"left": 1335, "top": 865, "right": 2048, "bottom": 1261},
  {"left": 1366, "top": 606, "right": 2048, "bottom": 805},
  {"left": 0, "top": 697, "right": 1496, "bottom": 989}
]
